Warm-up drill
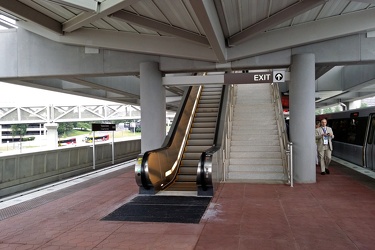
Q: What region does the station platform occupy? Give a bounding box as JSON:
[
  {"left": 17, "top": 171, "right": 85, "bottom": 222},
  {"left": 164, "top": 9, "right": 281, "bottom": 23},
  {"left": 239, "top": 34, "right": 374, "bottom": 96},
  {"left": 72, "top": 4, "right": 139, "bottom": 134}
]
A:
[{"left": 0, "top": 158, "right": 374, "bottom": 250}]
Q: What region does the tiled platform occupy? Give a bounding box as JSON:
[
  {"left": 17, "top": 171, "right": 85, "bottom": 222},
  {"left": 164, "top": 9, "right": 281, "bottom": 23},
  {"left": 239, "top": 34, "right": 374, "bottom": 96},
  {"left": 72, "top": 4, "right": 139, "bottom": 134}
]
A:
[{"left": 0, "top": 159, "right": 374, "bottom": 250}]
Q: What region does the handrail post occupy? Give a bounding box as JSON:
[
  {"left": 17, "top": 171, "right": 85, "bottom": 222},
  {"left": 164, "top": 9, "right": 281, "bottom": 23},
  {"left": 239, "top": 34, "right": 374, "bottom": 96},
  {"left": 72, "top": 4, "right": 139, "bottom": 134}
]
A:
[{"left": 289, "top": 142, "right": 293, "bottom": 187}]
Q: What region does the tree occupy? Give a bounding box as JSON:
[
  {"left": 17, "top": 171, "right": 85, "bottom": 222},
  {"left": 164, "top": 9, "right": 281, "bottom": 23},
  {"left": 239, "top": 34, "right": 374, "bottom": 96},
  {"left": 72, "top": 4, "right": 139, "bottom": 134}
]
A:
[
  {"left": 11, "top": 124, "right": 28, "bottom": 142},
  {"left": 57, "top": 122, "right": 74, "bottom": 136}
]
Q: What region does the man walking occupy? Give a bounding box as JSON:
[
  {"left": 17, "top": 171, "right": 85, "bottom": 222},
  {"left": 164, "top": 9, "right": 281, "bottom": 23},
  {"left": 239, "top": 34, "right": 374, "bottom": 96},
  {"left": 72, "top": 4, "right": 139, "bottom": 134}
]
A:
[{"left": 315, "top": 119, "right": 334, "bottom": 175}]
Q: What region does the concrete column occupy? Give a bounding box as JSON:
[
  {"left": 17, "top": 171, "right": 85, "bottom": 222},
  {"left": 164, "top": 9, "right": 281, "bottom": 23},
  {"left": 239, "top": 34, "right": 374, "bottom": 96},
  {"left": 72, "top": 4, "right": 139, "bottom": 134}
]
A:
[
  {"left": 289, "top": 54, "right": 316, "bottom": 183},
  {"left": 44, "top": 123, "right": 58, "bottom": 149},
  {"left": 140, "top": 62, "right": 166, "bottom": 153}
]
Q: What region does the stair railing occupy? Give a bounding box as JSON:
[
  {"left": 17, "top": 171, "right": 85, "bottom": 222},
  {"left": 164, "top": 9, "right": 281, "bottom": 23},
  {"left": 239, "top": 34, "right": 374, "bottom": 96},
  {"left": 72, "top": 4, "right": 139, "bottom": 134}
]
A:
[
  {"left": 271, "top": 83, "right": 293, "bottom": 187},
  {"left": 223, "top": 84, "right": 235, "bottom": 182}
]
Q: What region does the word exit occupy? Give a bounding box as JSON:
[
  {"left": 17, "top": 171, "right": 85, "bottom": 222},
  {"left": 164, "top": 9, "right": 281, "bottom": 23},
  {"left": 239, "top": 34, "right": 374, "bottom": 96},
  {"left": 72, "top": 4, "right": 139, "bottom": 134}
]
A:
[{"left": 254, "top": 74, "right": 271, "bottom": 81}]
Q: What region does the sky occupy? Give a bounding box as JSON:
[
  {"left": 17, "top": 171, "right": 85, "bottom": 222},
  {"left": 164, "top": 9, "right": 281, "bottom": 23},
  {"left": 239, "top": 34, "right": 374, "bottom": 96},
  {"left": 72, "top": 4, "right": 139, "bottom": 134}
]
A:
[{"left": 0, "top": 82, "right": 118, "bottom": 106}]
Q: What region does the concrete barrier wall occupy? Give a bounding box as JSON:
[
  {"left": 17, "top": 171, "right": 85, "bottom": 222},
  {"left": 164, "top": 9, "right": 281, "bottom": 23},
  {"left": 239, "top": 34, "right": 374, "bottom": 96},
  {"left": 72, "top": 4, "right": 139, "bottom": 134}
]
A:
[{"left": 0, "top": 139, "right": 141, "bottom": 197}]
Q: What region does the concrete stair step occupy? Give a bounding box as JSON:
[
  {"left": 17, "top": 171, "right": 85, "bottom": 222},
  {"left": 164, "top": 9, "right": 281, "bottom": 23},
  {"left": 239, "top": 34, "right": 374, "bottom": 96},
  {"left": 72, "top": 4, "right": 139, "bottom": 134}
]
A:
[
  {"left": 231, "top": 134, "right": 279, "bottom": 140},
  {"left": 232, "top": 130, "right": 278, "bottom": 135},
  {"left": 230, "top": 146, "right": 281, "bottom": 152},
  {"left": 232, "top": 119, "right": 276, "bottom": 125},
  {"left": 232, "top": 124, "right": 277, "bottom": 130},
  {"left": 227, "top": 172, "right": 286, "bottom": 181},
  {"left": 231, "top": 140, "right": 280, "bottom": 146},
  {"left": 229, "top": 158, "right": 283, "bottom": 165},
  {"left": 228, "top": 164, "right": 284, "bottom": 172},
  {"left": 232, "top": 115, "right": 275, "bottom": 120},
  {"left": 230, "top": 151, "right": 281, "bottom": 158},
  {"left": 235, "top": 102, "right": 275, "bottom": 111}
]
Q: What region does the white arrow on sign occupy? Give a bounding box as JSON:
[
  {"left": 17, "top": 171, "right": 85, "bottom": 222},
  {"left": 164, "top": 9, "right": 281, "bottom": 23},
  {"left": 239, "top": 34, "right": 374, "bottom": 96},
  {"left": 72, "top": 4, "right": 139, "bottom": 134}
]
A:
[{"left": 273, "top": 70, "right": 285, "bottom": 83}]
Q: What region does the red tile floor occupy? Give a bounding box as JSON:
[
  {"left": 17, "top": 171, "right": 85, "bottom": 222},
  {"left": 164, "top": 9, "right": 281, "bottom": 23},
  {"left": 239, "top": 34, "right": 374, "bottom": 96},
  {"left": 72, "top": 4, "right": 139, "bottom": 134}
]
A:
[{"left": 0, "top": 160, "right": 374, "bottom": 250}]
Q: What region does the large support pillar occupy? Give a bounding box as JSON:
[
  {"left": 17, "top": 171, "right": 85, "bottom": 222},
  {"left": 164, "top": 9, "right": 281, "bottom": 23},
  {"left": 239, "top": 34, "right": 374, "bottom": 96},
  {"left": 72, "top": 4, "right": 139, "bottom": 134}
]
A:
[
  {"left": 44, "top": 123, "right": 58, "bottom": 149},
  {"left": 140, "top": 62, "right": 166, "bottom": 153},
  {"left": 289, "top": 54, "right": 316, "bottom": 183}
]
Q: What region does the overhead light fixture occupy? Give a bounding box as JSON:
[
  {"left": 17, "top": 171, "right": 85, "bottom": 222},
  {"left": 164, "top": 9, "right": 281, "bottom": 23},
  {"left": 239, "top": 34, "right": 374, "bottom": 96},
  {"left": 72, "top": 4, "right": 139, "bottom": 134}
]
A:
[{"left": 42, "top": 0, "right": 98, "bottom": 12}]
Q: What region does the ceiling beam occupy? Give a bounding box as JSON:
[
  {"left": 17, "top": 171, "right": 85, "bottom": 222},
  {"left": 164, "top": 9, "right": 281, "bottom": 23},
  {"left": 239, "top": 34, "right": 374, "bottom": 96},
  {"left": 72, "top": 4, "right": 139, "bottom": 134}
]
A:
[
  {"left": 228, "top": 8, "right": 375, "bottom": 61},
  {"left": 228, "top": 0, "right": 327, "bottom": 46},
  {"left": 63, "top": 0, "right": 141, "bottom": 32},
  {"left": 60, "top": 77, "right": 139, "bottom": 99},
  {"left": 110, "top": 11, "right": 209, "bottom": 46},
  {"left": 351, "top": 0, "right": 375, "bottom": 4},
  {"left": 44, "top": 0, "right": 98, "bottom": 12},
  {"left": 16, "top": 22, "right": 217, "bottom": 62},
  {"left": 189, "top": 0, "right": 227, "bottom": 62},
  {"left": 0, "top": 18, "right": 15, "bottom": 29},
  {"left": 0, "top": 0, "right": 62, "bottom": 34}
]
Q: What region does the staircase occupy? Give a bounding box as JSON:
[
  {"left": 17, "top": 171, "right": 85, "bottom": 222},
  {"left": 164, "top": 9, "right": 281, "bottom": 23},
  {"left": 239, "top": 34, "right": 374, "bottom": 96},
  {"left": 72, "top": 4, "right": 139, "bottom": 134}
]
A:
[
  {"left": 226, "top": 84, "right": 285, "bottom": 183},
  {"left": 166, "top": 85, "right": 223, "bottom": 191}
]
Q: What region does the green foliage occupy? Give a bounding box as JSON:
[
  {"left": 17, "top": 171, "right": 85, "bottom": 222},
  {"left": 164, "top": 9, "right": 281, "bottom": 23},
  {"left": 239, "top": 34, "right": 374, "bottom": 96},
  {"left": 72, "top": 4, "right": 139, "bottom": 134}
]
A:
[
  {"left": 76, "top": 122, "right": 91, "bottom": 131},
  {"left": 11, "top": 124, "right": 28, "bottom": 137},
  {"left": 22, "top": 137, "right": 35, "bottom": 141},
  {"left": 361, "top": 103, "right": 368, "bottom": 108},
  {"left": 57, "top": 122, "right": 75, "bottom": 136}
]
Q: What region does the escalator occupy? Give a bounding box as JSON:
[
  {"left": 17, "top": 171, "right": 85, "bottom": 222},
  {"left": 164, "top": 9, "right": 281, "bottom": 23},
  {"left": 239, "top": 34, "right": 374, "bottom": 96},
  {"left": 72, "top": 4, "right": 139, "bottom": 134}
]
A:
[
  {"left": 165, "top": 85, "right": 222, "bottom": 192},
  {"left": 135, "top": 84, "right": 228, "bottom": 196}
]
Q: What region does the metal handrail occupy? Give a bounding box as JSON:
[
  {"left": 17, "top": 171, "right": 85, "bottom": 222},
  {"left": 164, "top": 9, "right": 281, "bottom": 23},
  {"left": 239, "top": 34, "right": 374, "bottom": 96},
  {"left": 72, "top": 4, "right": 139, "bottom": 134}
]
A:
[
  {"left": 271, "top": 83, "right": 293, "bottom": 187},
  {"left": 223, "top": 84, "right": 235, "bottom": 182}
]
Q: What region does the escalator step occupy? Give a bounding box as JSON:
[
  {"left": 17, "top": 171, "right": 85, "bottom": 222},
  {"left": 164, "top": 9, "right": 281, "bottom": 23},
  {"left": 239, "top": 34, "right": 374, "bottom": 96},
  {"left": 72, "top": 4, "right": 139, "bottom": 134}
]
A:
[
  {"left": 186, "top": 139, "right": 212, "bottom": 146},
  {"left": 183, "top": 152, "right": 202, "bottom": 159},
  {"left": 176, "top": 175, "right": 196, "bottom": 182},
  {"left": 185, "top": 145, "right": 211, "bottom": 152},
  {"left": 189, "top": 133, "right": 214, "bottom": 139},
  {"left": 195, "top": 112, "right": 218, "bottom": 117},
  {"left": 192, "top": 122, "right": 216, "bottom": 128},
  {"left": 165, "top": 183, "right": 196, "bottom": 191},
  {"left": 179, "top": 167, "right": 197, "bottom": 175},
  {"left": 194, "top": 117, "right": 217, "bottom": 122},
  {"left": 180, "top": 159, "right": 199, "bottom": 166},
  {"left": 190, "top": 127, "right": 215, "bottom": 133}
]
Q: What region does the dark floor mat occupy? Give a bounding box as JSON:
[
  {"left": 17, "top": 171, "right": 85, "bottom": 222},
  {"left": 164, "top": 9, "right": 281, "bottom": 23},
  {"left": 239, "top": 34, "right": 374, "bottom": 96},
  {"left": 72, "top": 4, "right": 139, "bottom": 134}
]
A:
[{"left": 102, "top": 195, "right": 211, "bottom": 224}]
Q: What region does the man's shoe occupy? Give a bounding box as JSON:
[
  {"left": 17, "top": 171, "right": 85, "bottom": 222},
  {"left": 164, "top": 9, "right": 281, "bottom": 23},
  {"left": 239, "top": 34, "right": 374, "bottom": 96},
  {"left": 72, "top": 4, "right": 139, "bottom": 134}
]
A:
[
  {"left": 321, "top": 172, "right": 325, "bottom": 175},
  {"left": 325, "top": 169, "right": 330, "bottom": 174}
]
